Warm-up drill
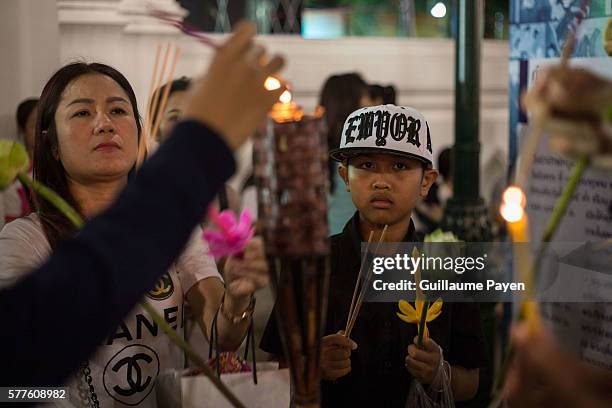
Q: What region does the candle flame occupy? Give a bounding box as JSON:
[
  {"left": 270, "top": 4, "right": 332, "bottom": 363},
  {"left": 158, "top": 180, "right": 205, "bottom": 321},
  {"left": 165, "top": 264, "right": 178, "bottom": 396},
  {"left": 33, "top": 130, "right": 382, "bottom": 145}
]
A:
[
  {"left": 264, "top": 77, "right": 281, "bottom": 91},
  {"left": 279, "top": 90, "right": 292, "bottom": 104},
  {"left": 502, "top": 186, "right": 526, "bottom": 208},
  {"left": 501, "top": 186, "right": 527, "bottom": 222},
  {"left": 500, "top": 203, "right": 524, "bottom": 223}
]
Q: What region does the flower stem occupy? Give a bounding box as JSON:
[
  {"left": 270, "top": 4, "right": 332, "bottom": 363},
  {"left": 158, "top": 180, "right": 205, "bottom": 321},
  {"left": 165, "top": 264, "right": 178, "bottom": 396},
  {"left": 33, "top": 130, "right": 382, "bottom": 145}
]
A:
[
  {"left": 17, "top": 173, "right": 84, "bottom": 228},
  {"left": 141, "top": 301, "right": 245, "bottom": 408},
  {"left": 417, "top": 300, "right": 429, "bottom": 348},
  {"left": 533, "top": 155, "right": 588, "bottom": 279}
]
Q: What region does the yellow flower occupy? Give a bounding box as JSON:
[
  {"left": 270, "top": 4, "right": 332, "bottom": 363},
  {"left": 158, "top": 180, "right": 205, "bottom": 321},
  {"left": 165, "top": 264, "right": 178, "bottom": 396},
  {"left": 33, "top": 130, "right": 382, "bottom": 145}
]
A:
[
  {"left": 0, "top": 140, "right": 29, "bottom": 190},
  {"left": 397, "top": 298, "right": 443, "bottom": 339}
]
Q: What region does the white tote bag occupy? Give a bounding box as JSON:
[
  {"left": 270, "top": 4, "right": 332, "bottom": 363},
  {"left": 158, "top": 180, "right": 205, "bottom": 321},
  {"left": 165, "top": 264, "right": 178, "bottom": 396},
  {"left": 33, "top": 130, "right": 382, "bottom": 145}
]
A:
[{"left": 156, "top": 364, "right": 290, "bottom": 408}]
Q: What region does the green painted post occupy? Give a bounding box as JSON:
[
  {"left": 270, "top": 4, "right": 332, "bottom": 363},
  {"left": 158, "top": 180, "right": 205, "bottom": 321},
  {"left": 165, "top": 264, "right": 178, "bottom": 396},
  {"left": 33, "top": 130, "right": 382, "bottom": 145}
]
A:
[
  {"left": 442, "top": 0, "right": 492, "bottom": 242},
  {"left": 444, "top": 2, "right": 494, "bottom": 407}
]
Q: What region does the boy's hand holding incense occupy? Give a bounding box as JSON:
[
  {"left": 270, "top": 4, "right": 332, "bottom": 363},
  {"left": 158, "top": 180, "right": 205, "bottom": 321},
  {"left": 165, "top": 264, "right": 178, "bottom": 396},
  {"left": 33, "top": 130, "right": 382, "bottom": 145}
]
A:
[
  {"left": 183, "top": 21, "right": 285, "bottom": 151},
  {"left": 405, "top": 336, "right": 442, "bottom": 385},
  {"left": 321, "top": 331, "right": 358, "bottom": 381}
]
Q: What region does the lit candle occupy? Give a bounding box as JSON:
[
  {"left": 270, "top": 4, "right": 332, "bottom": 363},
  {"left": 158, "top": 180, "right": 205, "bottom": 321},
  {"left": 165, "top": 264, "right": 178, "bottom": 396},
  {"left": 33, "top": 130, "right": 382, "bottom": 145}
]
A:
[
  {"left": 500, "top": 186, "right": 539, "bottom": 329},
  {"left": 264, "top": 76, "right": 282, "bottom": 91},
  {"left": 264, "top": 77, "right": 303, "bottom": 123},
  {"left": 501, "top": 186, "right": 528, "bottom": 243}
]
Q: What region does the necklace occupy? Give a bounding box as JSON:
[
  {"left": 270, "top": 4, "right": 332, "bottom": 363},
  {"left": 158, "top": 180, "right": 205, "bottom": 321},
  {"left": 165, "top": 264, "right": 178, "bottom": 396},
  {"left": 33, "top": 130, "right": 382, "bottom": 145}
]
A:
[{"left": 80, "top": 361, "right": 100, "bottom": 408}]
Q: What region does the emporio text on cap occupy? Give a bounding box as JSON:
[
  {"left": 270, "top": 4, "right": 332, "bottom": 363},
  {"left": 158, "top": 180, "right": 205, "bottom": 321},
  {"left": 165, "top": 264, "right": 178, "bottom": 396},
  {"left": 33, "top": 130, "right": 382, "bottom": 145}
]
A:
[{"left": 329, "top": 104, "right": 433, "bottom": 164}]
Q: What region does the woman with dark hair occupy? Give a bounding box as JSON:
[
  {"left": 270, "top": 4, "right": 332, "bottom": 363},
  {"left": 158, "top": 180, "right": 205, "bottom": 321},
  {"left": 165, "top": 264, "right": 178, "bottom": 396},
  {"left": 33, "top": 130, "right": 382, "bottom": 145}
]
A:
[
  {"left": 0, "top": 62, "right": 268, "bottom": 407},
  {"left": 320, "top": 73, "right": 372, "bottom": 235}
]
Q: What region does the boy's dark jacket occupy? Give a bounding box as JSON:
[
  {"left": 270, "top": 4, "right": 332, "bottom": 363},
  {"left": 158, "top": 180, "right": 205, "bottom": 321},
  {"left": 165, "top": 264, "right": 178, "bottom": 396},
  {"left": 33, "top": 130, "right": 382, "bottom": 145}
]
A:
[{"left": 261, "top": 212, "right": 487, "bottom": 408}]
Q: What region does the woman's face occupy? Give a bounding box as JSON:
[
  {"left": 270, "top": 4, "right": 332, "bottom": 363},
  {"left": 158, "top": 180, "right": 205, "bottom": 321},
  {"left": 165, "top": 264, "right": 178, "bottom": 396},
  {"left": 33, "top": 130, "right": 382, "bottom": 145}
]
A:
[
  {"left": 158, "top": 90, "right": 187, "bottom": 142},
  {"left": 54, "top": 74, "right": 139, "bottom": 184}
]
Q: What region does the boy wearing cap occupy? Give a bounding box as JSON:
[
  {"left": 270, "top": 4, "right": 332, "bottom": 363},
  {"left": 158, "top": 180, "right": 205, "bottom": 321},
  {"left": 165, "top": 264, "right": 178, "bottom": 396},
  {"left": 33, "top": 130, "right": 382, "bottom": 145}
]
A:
[{"left": 261, "top": 105, "right": 486, "bottom": 407}]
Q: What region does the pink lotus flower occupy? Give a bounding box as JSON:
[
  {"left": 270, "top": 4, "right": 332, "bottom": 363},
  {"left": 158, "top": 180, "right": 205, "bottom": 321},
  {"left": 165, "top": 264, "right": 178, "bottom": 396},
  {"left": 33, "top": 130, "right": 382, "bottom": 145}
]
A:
[{"left": 202, "top": 208, "right": 255, "bottom": 259}]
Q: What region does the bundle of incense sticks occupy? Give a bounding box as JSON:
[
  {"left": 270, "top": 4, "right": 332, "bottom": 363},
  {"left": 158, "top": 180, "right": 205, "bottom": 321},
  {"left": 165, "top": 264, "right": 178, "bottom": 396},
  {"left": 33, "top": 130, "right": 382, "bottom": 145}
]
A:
[
  {"left": 137, "top": 43, "right": 181, "bottom": 167},
  {"left": 344, "top": 225, "right": 388, "bottom": 338}
]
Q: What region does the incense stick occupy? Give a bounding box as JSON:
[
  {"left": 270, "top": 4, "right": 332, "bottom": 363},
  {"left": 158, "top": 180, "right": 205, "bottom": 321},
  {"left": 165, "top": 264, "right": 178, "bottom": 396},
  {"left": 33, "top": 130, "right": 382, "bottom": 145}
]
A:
[
  {"left": 150, "top": 46, "right": 181, "bottom": 146},
  {"left": 138, "top": 43, "right": 181, "bottom": 167},
  {"left": 138, "top": 44, "right": 162, "bottom": 167},
  {"left": 344, "top": 231, "right": 374, "bottom": 334},
  {"left": 346, "top": 225, "right": 388, "bottom": 338},
  {"left": 147, "top": 43, "right": 171, "bottom": 134},
  {"left": 138, "top": 43, "right": 171, "bottom": 167},
  {"left": 143, "top": 43, "right": 161, "bottom": 133},
  {"left": 150, "top": 9, "right": 219, "bottom": 49}
]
